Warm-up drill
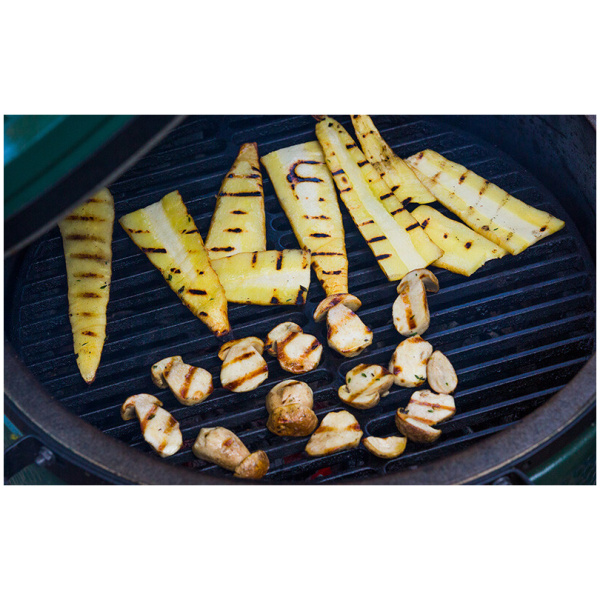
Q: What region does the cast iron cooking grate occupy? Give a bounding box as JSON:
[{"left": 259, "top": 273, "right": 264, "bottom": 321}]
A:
[{"left": 9, "top": 115, "right": 595, "bottom": 483}]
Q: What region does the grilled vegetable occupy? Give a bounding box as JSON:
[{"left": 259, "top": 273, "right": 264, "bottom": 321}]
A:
[
  {"left": 211, "top": 249, "right": 310, "bottom": 305},
  {"left": 315, "top": 117, "right": 442, "bottom": 281},
  {"left": 305, "top": 410, "right": 363, "bottom": 457},
  {"left": 119, "top": 191, "right": 230, "bottom": 337},
  {"left": 266, "top": 380, "right": 318, "bottom": 437},
  {"left": 351, "top": 115, "right": 436, "bottom": 205},
  {"left": 265, "top": 322, "right": 322, "bottom": 374},
  {"left": 151, "top": 356, "right": 213, "bottom": 405},
  {"left": 205, "top": 143, "right": 266, "bottom": 260},
  {"left": 338, "top": 364, "right": 394, "bottom": 409},
  {"left": 261, "top": 141, "right": 348, "bottom": 296},
  {"left": 192, "top": 427, "right": 270, "bottom": 479},
  {"left": 427, "top": 351, "right": 458, "bottom": 394},
  {"left": 389, "top": 335, "right": 433, "bottom": 388},
  {"left": 58, "top": 187, "right": 114, "bottom": 384},
  {"left": 406, "top": 150, "right": 565, "bottom": 255},
  {"left": 412, "top": 204, "right": 507, "bottom": 275},
  {"left": 363, "top": 436, "right": 407, "bottom": 459},
  {"left": 218, "top": 337, "right": 268, "bottom": 392},
  {"left": 326, "top": 303, "right": 373, "bottom": 357},
  {"left": 395, "top": 389, "right": 455, "bottom": 443},
  {"left": 393, "top": 277, "right": 431, "bottom": 337},
  {"left": 121, "top": 394, "right": 182, "bottom": 457}
]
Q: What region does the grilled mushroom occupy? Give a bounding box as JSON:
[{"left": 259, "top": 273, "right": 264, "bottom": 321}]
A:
[
  {"left": 305, "top": 410, "right": 363, "bottom": 456},
  {"left": 265, "top": 322, "right": 322, "bottom": 374},
  {"left": 121, "top": 394, "right": 182, "bottom": 457},
  {"left": 395, "top": 389, "right": 455, "bottom": 443},
  {"left": 363, "top": 436, "right": 407, "bottom": 459},
  {"left": 219, "top": 337, "right": 268, "bottom": 392},
  {"left": 326, "top": 303, "right": 373, "bottom": 357},
  {"left": 392, "top": 268, "right": 439, "bottom": 337},
  {"left": 266, "top": 380, "right": 318, "bottom": 437},
  {"left": 313, "top": 293, "right": 362, "bottom": 322},
  {"left": 151, "top": 356, "right": 213, "bottom": 405},
  {"left": 427, "top": 350, "right": 458, "bottom": 394},
  {"left": 192, "top": 426, "right": 269, "bottom": 479},
  {"left": 389, "top": 336, "right": 433, "bottom": 388},
  {"left": 338, "top": 364, "right": 394, "bottom": 409}
]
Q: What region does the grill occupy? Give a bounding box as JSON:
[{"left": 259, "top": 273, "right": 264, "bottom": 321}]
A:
[{"left": 4, "top": 115, "right": 596, "bottom": 484}]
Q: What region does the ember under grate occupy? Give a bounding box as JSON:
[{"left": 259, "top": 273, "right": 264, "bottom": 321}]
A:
[{"left": 9, "top": 115, "right": 595, "bottom": 483}]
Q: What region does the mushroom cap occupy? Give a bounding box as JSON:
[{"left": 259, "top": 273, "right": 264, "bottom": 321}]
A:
[
  {"left": 266, "top": 380, "right": 314, "bottom": 413},
  {"left": 313, "top": 293, "right": 362, "bottom": 322},
  {"left": 363, "top": 436, "right": 407, "bottom": 458},
  {"left": 218, "top": 337, "right": 265, "bottom": 361},
  {"left": 267, "top": 404, "right": 319, "bottom": 437},
  {"left": 121, "top": 393, "right": 162, "bottom": 420},
  {"left": 234, "top": 450, "right": 270, "bottom": 479},
  {"left": 192, "top": 427, "right": 250, "bottom": 470},
  {"left": 397, "top": 268, "right": 439, "bottom": 294},
  {"left": 395, "top": 410, "right": 441, "bottom": 443},
  {"left": 265, "top": 322, "right": 303, "bottom": 356}
]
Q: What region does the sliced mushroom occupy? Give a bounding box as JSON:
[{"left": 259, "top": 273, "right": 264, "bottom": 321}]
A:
[
  {"left": 389, "top": 336, "right": 433, "bottom": 388},
  {"left": 151, "top": 356, "right": 213, "bottom": 405},
  {"left": 305, "top": 410, "right": 363, "bottom": 456},
  {"left": 219, "top": 337, "right": 268, "bottom": 393},
  {"left": 266, "top": 380, "right": 318, "bottom": 437},
  {"left": 193, "top": 426, "right": 270, "bottom": 479},
  {"left": 265, "top": 323, "right": 302, "bottom": 356},
  {"left": 326, "top": 303, "right": 373, "bottom": 357},
  {"left": 427, "top": 350, "right": 458, "bottom": 394},
  {"left": 265, "top": 322, "right": 322, "bottom": 374},
  {"left": 395, "top": 389, "right": 455, "bottom": 443},
  {"left": 338, "top": 364, "right": 394, "bottom": 409},
  {"left": 363, "top": 436, "right": 407, "bottom": 458},
  {"left": 397, "top": 268, "right": 439, "bottom": 294},
  {"left": 121, "top": 394, "right": 182, "bottom": 457},
  {"left": 392, "top": 278, "right": 430, "bottom": 337},
  {"left": 313, "top": 293, "right": 362, "bottom": 322}
]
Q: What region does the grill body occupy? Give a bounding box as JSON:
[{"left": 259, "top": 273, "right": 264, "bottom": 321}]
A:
[{"left": 4, "top": 115, "right": 596, "bottom": 484}]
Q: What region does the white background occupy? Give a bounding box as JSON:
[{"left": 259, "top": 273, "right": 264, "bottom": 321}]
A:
[{"left": 1, "top": 1, "right": 598, "bottom": 599}]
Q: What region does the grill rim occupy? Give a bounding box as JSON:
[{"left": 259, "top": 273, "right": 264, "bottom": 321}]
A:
[{"left": 4, "top": 339, "right": 595, "bottom": 484}]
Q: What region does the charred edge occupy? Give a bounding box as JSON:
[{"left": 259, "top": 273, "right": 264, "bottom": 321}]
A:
[
  {"left": 69, "top": 253, "right": 108, "bottom": 262},
  {"left": 127, "top": 228, "right": 150, "bottom": 234},
  {"left": 141, "top": 247, "right": 167, "bottom": 253},
  {"left": 81, "top": 331, "right": 98, "bottom": 337},
  {"left": 252, "top": 251, "right": 258, "bottom": 266},
  {"left": 270, "top": 296, "right": 279, "bottom": 304},
  {"left": 312, "top": 251, "right": 344, "bottom": 256},
  {"left": 295, "top": 287, "right": 306, "bottom": 305},
  {"left": 226, "top": 228, "right": 243, "bottom": 233},
  {"left": 219, "top": 191, "right": 262, "bottom": 197},
  {"left": 479, "top": 180, "right": 490, "bottom": 195},
  {"left": 79, "top": 292, "right": 101, "bottom": 298},
  {"left": 310, "top": 233, "right": 330, "bottom": 238},
  {"left": 187, "top": 289, "right": 207, "bottom": 295},
  {"left": 226, "top": 364, "right": 268, "bottom": 390},
  {"left": 380, "top": 192, "right": 393, "bottom": 200},
  {"left": 357, "top": 160, "right": 369, "bottom": 167},
  {"left": 210, "top": 246, "right": 235, "bottom": 252},
  {"left": 198, "top": 311, "right": 208, "bottom": 317},
  {"left": 231, "top": 210, "right": 247, "bottom": 214},
  {"left": 252, "top": 166, "right": 261, "bottom": 173},
  {"left": 185, "top": 229, "right": 199, "bottom": 234},
  {"left": 65, "top": 215, "right": 104, "bottom": 221},
  {"left": 405, "top": 223, "right": 420, "bottom": 231},
  {"left": 375, "top": 253, "right": 392, "bottom": 260},
  {"left": 368, "top": 236, "right": 386, "bottom": 243},
  {"left": 276, "top": 252, "right": 284, "bottom": 270},
  {"left": 459, "top": 173, "right": 467, "bottom": 184},
  {"left": 65, "top": 234, "right": 103, "bottom": 242}
]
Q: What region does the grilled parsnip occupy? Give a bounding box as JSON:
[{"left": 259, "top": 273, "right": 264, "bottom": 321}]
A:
[
  {"left": 351, "top": 115, "right": 436, "bottom": 205},
  {"left": 315, "top": 117, "right": 441, "bottom": 281},
  {"left": 205, "top": 143, "right": 266, "bottom": 260},
  {"left": 412, "top": 204, "right": 507, "bottom": 276},
  {"left": 406, "top": 150, "right": 565, "bottom": 255},
  {"left": 261, "top": 141, "right": 348, "bottom": 296},
  {"left": 120, "top": 191, "right": 230, "bottom": 337},
  {"left": 211, "top": 249, "right": 310, "bottom": 305},
  {"left": 59, "top": 187, "right": 114, "bottom": 384}
]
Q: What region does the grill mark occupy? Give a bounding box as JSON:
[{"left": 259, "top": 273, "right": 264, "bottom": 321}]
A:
[
  {"left": 391, "top": 185, "right": 400, "bottom": 192},
  {"left": 158, "top": 416, "right": 178, "bottom": 451},
  {"left": 421, "top": 218, "right": 430, "bottom": 227},
  {"left": 375, "top": 253, "right": 392, "bottom": 260},
  {"left": 357, "top": 160, "right": 369, "bottom": 167},
  {"left": 411, "top": 400, "right": 453, "bottom": 412},
  {"left": 185, "top": 229, "right": 199, "bottom": 234},
  {"left": 391, "top": 208, "right": 404, "bottom": 215},
  {"left": 187, "top": 289, "right": 207, "bottom": 295},
  {"left": 368, "top": 236, "right": 386, "bottom": 243},
  {"left": 331, "top": 169, "right": 344, "bottom": 176},
  {"left": 198, "top": 311, "right": 208, "bottom": 316},
  {"left": 270, "top": 296, "right": 280, "bottom": 304},
  {"left": 77, "top": 312, "right": 95, "bottom": 317},
  {"left": 231, "top": 210, "right": 247, "bottom": 214},
  {"left": 141, "top": 404, "right": 158, "bottom": 431},
  {"left": 322, "top": 270, "right": 342, "bottom": 275},
  {"left": 65, "top": 215, "right": 105, "bottom": 221},
  {"left": 295, "top": 287, "right": 306, "bottom": 305},
  {"left": 78, "top": 292, "right": 101, "bottom": 298},
  {"left": 359, "top": 219, "right": 375, "bottom": 226},
  {"left": 74, "top": 272, "right": 104, "bottom": 278},
  {"left": 380, "top": 192, "right": 393, "bottom": 200},
  {"left": 303, "top": 215, "right": 331, "bottom": 219},
  {"left": 252, "top": 251, "right": 258, "bottom": 266},
  {"left": 178, "top": 366, "right": 196, "bottom": 399},
  {"left": 227, "top": 364, "right": 268, "bottom": 391},
  {"left": 226, "top": 228, "right": 243, "bottom": 233},
  {"left": 479, "top": 180, "right": 490, "bottom": 195},
  {"left": 81, "top": 330, "right": 98, "bottom": 336},
  {"left": 170, "top": 268, "right": 181, "bottom": 273},
  {"left": 276, "top": 252, "right": 283, "bottom": 270},
  {"left": 405, "top": 223, "right": 420, "bottom": 231},
  {"left": 224, "top": 350, "right": 256, "bottom": 366},
  {"left": 69, "top": 253, "right": 108, "bottom": 262},
  {"left": 219, "top": 191, "right": 262, "bottom": 197},
  {"left": 459, "top": 172, "right": 467, "bottom": 184},
  {"left": 127, "top": 228, "right": 150, "bottom": 234},
  {"left": 65, "top": 234, "right": 103, "bottom": 242},
  {"left": 465, "top": 242, "right": 472, "bottom": 249},
  {"left": 277, "top": 331, "right": 300, "bottom": 353},
  {"left": 310, "top": 233, "right": 331, "bottom": 238},
  {"left": 346, "top": 142, "right": 357, "bottom": 149},
  {"left": 339, "top": 187, "right": 352, "bottom": 193},
  {"left": 287, "top": 160, "right": 324, "bottom": 189},
  {"left": 312, "top": 251, "right": 344, "bottom": 256},
  {"left": 318, "top": 197, "right": 326, "bottom": 202},
  {"left": 140, "top": 247, "right": 167, "bottom": 253},
  {"left": 210, "top": 246, "right": 235, "bottom": 252}
]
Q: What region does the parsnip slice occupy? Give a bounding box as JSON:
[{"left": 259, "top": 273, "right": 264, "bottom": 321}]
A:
[
  {"left": 205, "top": 143, "right": 266, "bottom": 260},
  {"left": 315, "top": 117, "right": 441, "bottom": 281},
  {"left": 351, "top": 115, "right": 436, "bottom": 205},
  {"left": 211, "top": 249, "right": 310, "bottom": 305},
  {"left": 406, "top": 150, "right": 565, "bottom": 255},
  {"left": 261, "top": 141, "right": 348, "bottom": 296},
  {"left": 59, "top": 187, "right": 115, "bottom": 383},
  {"left": 119, "top": 191, "right": 230, "bottom": 337},
  {"left": 412, "top": 204, "right": 507, "bottom": 276}
]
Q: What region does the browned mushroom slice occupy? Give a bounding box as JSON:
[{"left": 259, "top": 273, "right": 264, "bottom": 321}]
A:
[
  {"left": 121, "top": 394, "right": 182, "bottom": 457},
  {"left": 305, "top": 410, "right": 363, "bottom": 456},
  {"left": 313, "top": 293, "right": 362, "bottom": 322},
  {"left": 392, "top": 277, "right": 430, "bottom": 337},
  {"left": 389, "top": 336, "right": 433, "bottom": 388},
  {"left": 363, "top": 436, "right": 407, "bottom": 458},
  {"left": 427, "top": 350, "right": 458, "bottom": 394},
  {"left": 233, "top": 450, "right": 270, "bottom": 479},
  {"left": 219, "top": 337, "right": 268, "bottom": 392},
  {"left": 151, "top": 356, "right": 213, "bottom": 405},
  {"left": 405, "top": 389, "right": 455, "bottom": 425},
  {"left": 326, "top": 303, "right": 373, "bottom": 357},
  {"left": 397, "top": 268, "right": 440, "bottom": 294},
  {"left": 265, "top": 322, "right": 302, "bottom": 356},
  {"left": 395, "top": 411, "right": 441, "bottom": 444},
  {"left": 338, "top": 364, "right": 394, "bottom": 409},
  {"left": 265, "top": 322, "right": 322, "bottom": 373},
  {"left": 266, "top": 380, "right": 318, "bottom": 437}
]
